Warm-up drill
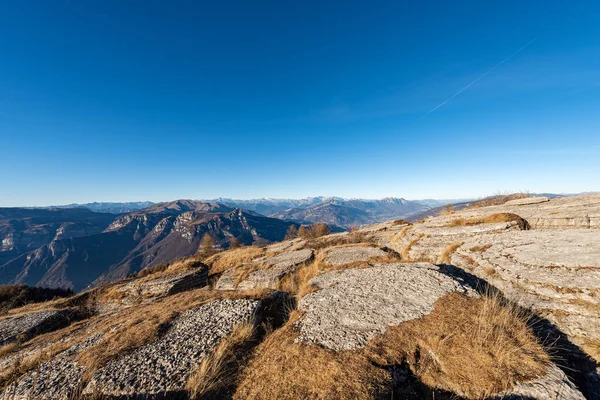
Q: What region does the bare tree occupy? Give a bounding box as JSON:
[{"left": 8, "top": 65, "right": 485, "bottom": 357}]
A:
[
  {"left": 199, "top": 233, "right": 216, "bottom": 258},
  {"left": 229, "top": 237, "right": 241, "bottom": 249},
  {"left": 285, "top": 225, "right": 298, "bottom": 240}
]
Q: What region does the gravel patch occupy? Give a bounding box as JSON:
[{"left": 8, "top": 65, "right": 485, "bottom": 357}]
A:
[
  {"left": 2, "top": 333, "right": 103, "bottom": 400},
  {"left": 83, "top": 299, "right": 260, "bottom": 398},
  {"left": 0, "top": 310, "right": 75, "bottom": 346}
]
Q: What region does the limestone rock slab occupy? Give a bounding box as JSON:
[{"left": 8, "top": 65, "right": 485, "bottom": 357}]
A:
[
  {"left": 138, "top": 267, "right": 208, "bottom": 296},
  {"left": 495, "top": 365, "right": 585, "bottom": 400},
  {"left": 216, "top": 249, "right": 313, "bottom": 291},
  {"left": 296, "top": 263, "right": 473, "bottom": 350},
  {"left": 504, "top": 196, "right": 550, "bottom": 206},
  {"left": 322, "top": 246, "right": 387, "bottom": 266}
]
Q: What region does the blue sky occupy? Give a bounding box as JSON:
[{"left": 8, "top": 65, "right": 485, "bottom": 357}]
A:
[{"left": 1, "top": 1, "right": 599, "bottom": 206}]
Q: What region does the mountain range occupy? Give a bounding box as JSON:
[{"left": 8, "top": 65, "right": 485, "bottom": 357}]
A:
[
  {"left": 199, "top": 197, "right": 436, "bottom": 227},
  {"left": 41, "top": 197, "right": 452, "bottom": 225},
  {"left": 0, "top": 201, "right": 294, "bottom": 291},
  {"left": 40, "top": 201, "right": 155, "bottom": 214}
]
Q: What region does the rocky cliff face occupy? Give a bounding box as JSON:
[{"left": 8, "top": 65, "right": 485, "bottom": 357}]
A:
[
  {"left": 0, "top": 194, "right": 597, "bottom": 399},
  {"left": 0, "top": 208, "right": 116, "bottom": 267}
]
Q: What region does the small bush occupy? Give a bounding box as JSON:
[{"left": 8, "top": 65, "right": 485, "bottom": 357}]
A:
[{"left": 298, "top": 223, "right": 331, "bottom": 239}]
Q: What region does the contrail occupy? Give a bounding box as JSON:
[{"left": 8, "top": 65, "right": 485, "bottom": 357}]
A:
[{"left": 420, "top": 37, "right": 538, "bottom": 119}]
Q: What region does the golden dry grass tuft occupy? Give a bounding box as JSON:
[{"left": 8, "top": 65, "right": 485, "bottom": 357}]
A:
[
  {"left": 187, "top": 320, "right": 256, "bottom": 399},
  {"left": 302, "top": 231, "right": 376, "bottom": 250},
  {"left": 437, "top": 242, "right": 464, "bottom": 264},
  {"left": 400, "top": 233, "right": 426, "bottom": 261},
  {"left": 483, "top": 267, "right": 500, "bottom": 278},
  {"left": 446, "top": 213, "right": 528, "bottom": 230},
  {"left": 441, "top": 205, "right": 455, "bottom": 215},
  {"left": 367, "top": 292, "right": 549, "bottom": 398},
  {"left": 470, "top": 244, "right": 492, "bottom": 253},
  {"left": 459, "top": 254, "right": 478, "bottom": 271},
  {"left": 207, "top": 246, "right": 264, "bottom": 275},
  {"left": 277, "top": 260, "right": 321, "bottom": 300},
  {"left": 579, "top": 339, "right": 600, "bottom": 363}
]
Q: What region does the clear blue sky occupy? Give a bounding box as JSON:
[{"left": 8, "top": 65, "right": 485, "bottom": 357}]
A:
[{"left": 1, "top": 1, "right": 599, "bottom": 206}]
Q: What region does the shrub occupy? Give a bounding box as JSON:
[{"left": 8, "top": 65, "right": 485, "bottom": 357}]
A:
[{"left": 297, "top": 223, "right": 331, "bottom": 239}]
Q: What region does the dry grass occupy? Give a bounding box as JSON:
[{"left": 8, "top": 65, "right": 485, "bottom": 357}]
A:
[
  {"left": 483, "top": 267, "right": 500, "bottom": 278},
  {"left": 441, "top": 205, "right": 455, "bottom": 215},
  {"left": 437, "top": 242, "right": 464, "bottom": 264},
  {"left": 470, "top": 244, "right": 492, "bottom": 253},
  {"left": 0, "top": 342, "right": 19, "bottom": 360},
  {"left": 207, "top": 246, "right": 264, "bottom": 275},
  {"left": 536, "top": 283, "right": 583, "bottom": 295},
  {"left": 302, "top": 231, "right": 376, "bottom": 250},
  {"left": 277, "top": 261, "right": 321, "bottom": 300},
  {"left": 233, "top": 311, "right": 391, "bottom": 400},
  {"left": 400, "top": 233, "right": 425, "bottom": 261},
  {"left": 140, "top": 258, "right": 205, "bottom": 279},
  {"left": 446, "top": 213, "right": 528, "bottom": 230},
  {"left": 459, "top": 255, "right": 478, "bottom": 270},
  {"left": 566, "top": 298, "right": 600, "bottom": 314},
  {"left": 187, "top": 320, "right": 256, "bottom": 399},
  {"left": 235, "top": 293, "right": 549, "bottom": 399},
  {"left": 390, "top": 225, "right": 412, "bottom": 250},
  {"left": 579, "top": 339, "right": 600, "bottom": 363},
  {"left": 367, "top": 292, "right": 549, "bottom": 398},
  {"left": 0, "top": 286, "right": 272, "bottom": 392}
]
